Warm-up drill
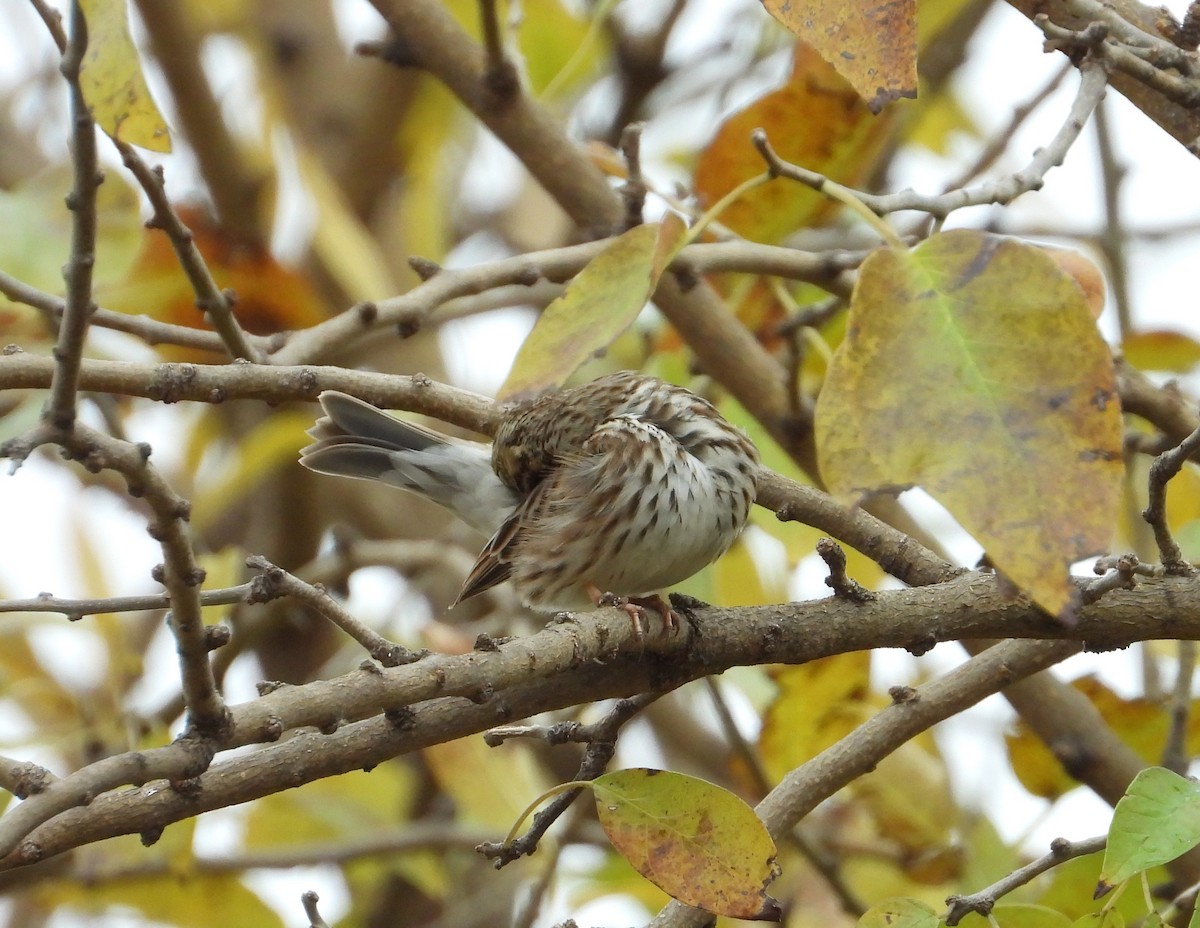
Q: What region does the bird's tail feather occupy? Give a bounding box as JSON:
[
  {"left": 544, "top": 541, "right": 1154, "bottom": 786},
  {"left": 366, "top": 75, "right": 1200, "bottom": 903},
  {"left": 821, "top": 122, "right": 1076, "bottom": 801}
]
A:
[{"left": 300, "top": 391, "right": 516, "bottom": 536}]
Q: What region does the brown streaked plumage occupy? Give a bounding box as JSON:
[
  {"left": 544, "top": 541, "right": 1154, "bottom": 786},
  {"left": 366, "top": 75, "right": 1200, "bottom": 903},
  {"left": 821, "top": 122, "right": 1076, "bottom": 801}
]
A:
[{"left": 300, "top": 372, "right": 760, "bottom": 632}]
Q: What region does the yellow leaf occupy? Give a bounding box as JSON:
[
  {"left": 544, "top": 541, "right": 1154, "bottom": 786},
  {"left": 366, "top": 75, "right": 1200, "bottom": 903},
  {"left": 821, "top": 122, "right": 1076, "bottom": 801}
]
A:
[
  {"left": 193, "top": 410, "right": 314, "bottom": 532},
  {"left": 815, "top": 230, "right": 1123, "bottom": 619},
  {"left": 759, "top": 654, "right": 873, "bottom": 784},
  {"left": 78, "top": 0, "right": 171, "bottom": 152},
  {"left": 244, "top": 764, "right": 418, "bottom": 850},
  {"left": 425, "top": 735, "right": 549, "bottom": 830},
  {"left": 760, "top": 0, "right": 917, "bottom": 112},
  {"left": 37, "top": 868, "right": 279, "bottom": 928},
  {"left": 498, "top": 215, "right": 687, "bottom": 401},
  {"left": 857, "top": 897, "right": 940, "bottom": 928},
  {"left": 1122, "top": 329, "right": 1200, "bottom": 373},
  {"left": 906, "top": 87, "right": 980, "bottom": 155},
  {"left": 593, "top": 768, "right": 780, "bottom": 919},
  {"left": 712, "top": 535, "right": 785, "bottom": 607},
  {"left": 0, "top": 164, "right": 142, "bottom": 300},
  {"left": 297, "top": 146, "right": 397, "bottom": 300},
  {"left": 1007, "top": 675, "right": 1200, "bottom": 800}
]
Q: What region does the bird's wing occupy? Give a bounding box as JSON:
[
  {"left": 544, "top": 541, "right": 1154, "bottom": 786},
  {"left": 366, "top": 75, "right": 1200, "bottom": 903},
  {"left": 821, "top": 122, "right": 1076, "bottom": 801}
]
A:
[{"left": 454, "top": 478, "right": 553, "bottom": 604}]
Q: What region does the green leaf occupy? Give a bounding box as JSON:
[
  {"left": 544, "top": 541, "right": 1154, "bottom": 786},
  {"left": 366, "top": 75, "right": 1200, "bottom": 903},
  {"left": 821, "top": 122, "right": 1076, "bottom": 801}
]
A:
[
  {"left": 856, "top": 896, "right": 939, "bottom": 928},
  {"left": 992, "top": 904, "right": 1076, "bottom": 927},
  {"left": 1070, "top": 912, "right": 1124, "bottom": 928},
  {"left": 1099, "top": 767, "right": 1200, "bottom": 892},
  {"left": 815, "top": 230, "right": 1123, "bottom": 619},
  {"left": 498, "top": 216, "right": 685, "bottom": 401},
  {"left": 78, "top": 0, "right": 172, "bottom": 151},
  {"left": 592, "top": 768, "right": 780, "bottom": 920}
]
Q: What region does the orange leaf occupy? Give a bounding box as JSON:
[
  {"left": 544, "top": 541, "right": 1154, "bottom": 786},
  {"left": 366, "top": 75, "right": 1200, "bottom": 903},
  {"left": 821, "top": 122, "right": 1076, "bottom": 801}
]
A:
[
  {"left": 97, "top": 206, "right": 329, "bottom": 360},
  {"left": 694, "top": 44, "right": 895, "bottom": 244}
]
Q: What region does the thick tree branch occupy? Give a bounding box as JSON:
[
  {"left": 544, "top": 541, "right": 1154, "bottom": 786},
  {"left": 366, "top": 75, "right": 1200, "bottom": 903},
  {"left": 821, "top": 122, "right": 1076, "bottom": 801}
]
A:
[
  {"left": 1006, "top": 0, "right": 1200, "bottom": 153},
  {"left": 3, "top": 570, "right": 1200, "bottom": 870}
]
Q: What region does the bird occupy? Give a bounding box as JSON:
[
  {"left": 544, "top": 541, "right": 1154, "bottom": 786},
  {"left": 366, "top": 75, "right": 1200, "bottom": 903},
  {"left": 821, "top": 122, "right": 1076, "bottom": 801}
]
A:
[{"left": 299, "top": 371, "right": 760, "bottom": 635}]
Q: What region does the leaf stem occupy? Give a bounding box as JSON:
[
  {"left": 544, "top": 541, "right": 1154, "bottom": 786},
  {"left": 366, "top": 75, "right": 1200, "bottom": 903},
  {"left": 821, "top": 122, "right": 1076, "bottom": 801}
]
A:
[
  {"left": 503, "top": 780, "right": 593, "bottom": 845},
  {"left": 683, "top": 172, "right": 772, "bottom": 247}
]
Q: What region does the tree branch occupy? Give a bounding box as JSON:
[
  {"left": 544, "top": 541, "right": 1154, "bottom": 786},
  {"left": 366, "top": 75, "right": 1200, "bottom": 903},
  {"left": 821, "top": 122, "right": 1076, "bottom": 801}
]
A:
[{"left": 42, "top": 1, "right": 99, "bottom": 431}]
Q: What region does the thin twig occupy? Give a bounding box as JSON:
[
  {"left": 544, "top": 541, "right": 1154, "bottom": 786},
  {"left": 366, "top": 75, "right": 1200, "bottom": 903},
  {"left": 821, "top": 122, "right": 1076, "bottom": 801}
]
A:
[
  {"left": 0, "top": 758, "right": 58, "bottom": 798},
  {"left": 478, "top": 694, "right": 660, "bottom": 865},
  {"left": 942, "top": 60, "right": 1075, "bottom": 193},
  {"left": 1163, "top": 640, "right": 1197, "bottom": 775},
  {"left": 42, "top": 1, "right": 100, "bottom": 431},
  {"left": 1092, "top": 97, "right": 1133, "bottom": 336},
  {"left": 816, "top": 538, "right": 876, "bottom": 602},
  {"left": 754, "top": 59, "right": 1110, "bottom": 221},
  {"left": 945, "top": 835, "right": 1107, "bottom": 924},
  {"left": 1081, "top": 553, "right": 1141, "bottom": 603},
  {"left": 0, "top": 583, "right": 254, "bottom": 621},
  {"left": 28, "top": 0, "right": 67, "bottom": 51},
  {"left": 1143, "top": 422, "right": 1200, "bottom": 574},
  {"left": 274, "top": 238, "right": 862, "bottom": 366},
  {"left": 0, "top": 422, "right": 228, "bottom": 737},
  {"left": 245, "top": 555, "right": 424, "bottom": 667},
  {"left": 477, "top": 0, "right": 518, "bottom": 99},
  {"left": 115, "top": 141, "right": 263, "bottom": 363},
  {"left": 301, "top": 891, "right": 330, "bottom": 928},
  {"left": 619, "top": 121, "right": 647, "bottom": 229}
]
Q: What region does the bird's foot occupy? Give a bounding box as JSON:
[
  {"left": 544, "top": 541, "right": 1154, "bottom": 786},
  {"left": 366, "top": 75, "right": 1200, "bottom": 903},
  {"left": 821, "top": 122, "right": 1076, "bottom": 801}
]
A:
[{"left": 586, "top": 585, "right": 678, "bottom": 640}]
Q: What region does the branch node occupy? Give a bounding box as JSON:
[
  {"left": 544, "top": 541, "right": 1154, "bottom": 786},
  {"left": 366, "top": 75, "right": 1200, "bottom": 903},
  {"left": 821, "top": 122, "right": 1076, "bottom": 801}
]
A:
[{"left": 816, "top": 538, "right": 876, "bottom": 602}]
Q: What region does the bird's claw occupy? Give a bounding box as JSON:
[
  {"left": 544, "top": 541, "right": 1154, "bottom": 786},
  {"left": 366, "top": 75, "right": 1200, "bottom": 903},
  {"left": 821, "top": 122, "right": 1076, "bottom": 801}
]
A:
[{"left": 587, "top": 585, "right": 679, "bottom": 639}]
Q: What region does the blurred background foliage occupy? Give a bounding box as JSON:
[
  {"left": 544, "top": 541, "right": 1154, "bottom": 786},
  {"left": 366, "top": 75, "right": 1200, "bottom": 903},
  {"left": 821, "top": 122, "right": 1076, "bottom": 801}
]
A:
[{"left": 0, "top": 0, "right": 1198, "bottom": 925}]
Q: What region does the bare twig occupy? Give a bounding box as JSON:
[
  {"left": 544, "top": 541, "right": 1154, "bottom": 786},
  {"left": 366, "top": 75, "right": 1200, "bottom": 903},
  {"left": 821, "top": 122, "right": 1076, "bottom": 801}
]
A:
[
  {"left": 245, "top": 555, "right": 423, "bottom": 667},
  {"left": 1081, "top": 552, "right": 1141, "bottom": 603},
  {"left": 816, "top": 537, "right": 876, "bottom": 602},
  {"left": 42, "top": 1, "right": 99, "bottom": 431},
  {"left": 0, "top": 735, "right": 215, "bottom": 860},
  {"left": 1163, "top": 640, "right": 1197, "bottom": 775},
  {"left": 1092, "top": 98, "right": 1133, "bottom": 335},
  {"left": 477, "top": 0, "right": 519, "bottom": 99},
  {"left": 28, "top": 0, "right": 66, "bottom": 51},
  {"left": 753, "top": 59, "right": 1110, "bottom": 222},
  {"left": 478, "top": 694, "right": 660, "bottom": 865},
  {"left": 0, "top": 758, "right": 57, "bottom": 798},
  {"left": 115, "top": 142, "right": 263, "bottom": 362},
  {"left": 945, "top": 835, "right": 1108, "bottom": 924},
  {"left": 274, "top": 238, "right": 861, "bottom": 366},
  {"left": 618, "top": 122, "right": 647, "bottom": 229},
  {"left": 1143, "top": 422, "right": 1200, "bottom": 574},
  {"left": 301, "top": 890, "right": 330, "bottom": 928},
  {"left": 0, "top": 423, "right": 228, "bottom": 737},
  {"left": 941, "top": 60, "right": 1075, "bottom": 193},
  {"left": 0, "top": 583, "right": 253, "bottom": 621}
]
